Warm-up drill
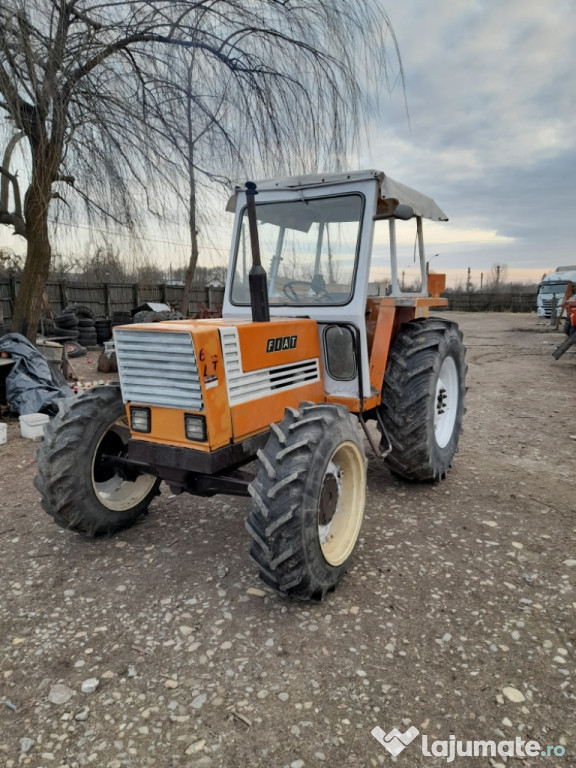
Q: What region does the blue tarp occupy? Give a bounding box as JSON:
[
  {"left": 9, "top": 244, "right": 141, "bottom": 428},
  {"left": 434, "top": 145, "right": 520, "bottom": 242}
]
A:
[{"left": 0, "top": 333, "right": 73, "bottom": 415}]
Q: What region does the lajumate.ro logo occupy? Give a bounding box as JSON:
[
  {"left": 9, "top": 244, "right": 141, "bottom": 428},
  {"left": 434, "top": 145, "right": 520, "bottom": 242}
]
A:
[{"left": 371, "top": 724, "right": 567, "bottom": 762}]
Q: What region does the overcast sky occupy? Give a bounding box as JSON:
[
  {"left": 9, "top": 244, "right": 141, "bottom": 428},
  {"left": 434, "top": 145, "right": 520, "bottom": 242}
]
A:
[
  {"left": 1, "top": 0, "right": 574, "bottom": 288},
  {"left": 361, "top": 0, "right": 576, "bottom": 286}
]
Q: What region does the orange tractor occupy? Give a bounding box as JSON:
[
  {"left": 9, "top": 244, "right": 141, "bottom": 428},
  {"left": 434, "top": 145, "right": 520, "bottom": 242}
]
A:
[
  {"left": 553, "top": 287, "right": 576, "bottom": 359},
  {"left": 36, "top": 171, "right": 466, "bottom": 600}
]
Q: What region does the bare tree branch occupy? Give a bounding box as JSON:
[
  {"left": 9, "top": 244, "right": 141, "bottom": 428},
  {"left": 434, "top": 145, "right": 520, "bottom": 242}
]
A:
[{"left": 0, "top": 0, "right": 400, "bottom": 338}]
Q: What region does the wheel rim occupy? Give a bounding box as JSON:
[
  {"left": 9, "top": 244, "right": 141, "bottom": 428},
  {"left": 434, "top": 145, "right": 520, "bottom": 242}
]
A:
[
  {"left": 434, "top": 356, "right": 459, "bottom": 449},
  {"left": 318, "top": 441, "right": 365, "bottom": 566},
  {"left": 92, "top": 415, "right": 157, "bottom": 512}
]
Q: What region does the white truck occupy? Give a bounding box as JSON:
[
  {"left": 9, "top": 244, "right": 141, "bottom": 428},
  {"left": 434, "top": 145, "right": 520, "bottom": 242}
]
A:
[{"left": 536, "top": 268, "right": 576, "bottom": 319}]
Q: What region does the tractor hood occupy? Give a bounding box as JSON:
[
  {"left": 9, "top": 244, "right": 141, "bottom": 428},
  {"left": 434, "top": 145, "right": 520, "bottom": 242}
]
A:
[{"left": 226, "top": 169, "right": 448, "bottom": 222}]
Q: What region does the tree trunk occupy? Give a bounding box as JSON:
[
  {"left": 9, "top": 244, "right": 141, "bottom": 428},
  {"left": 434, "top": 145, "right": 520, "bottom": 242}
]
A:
[
  {"left": 181, "top": 159, "right": 199, "bottom": 318},
  {"left": 10, "top": 164, "right": 53, "bottom": 342}
]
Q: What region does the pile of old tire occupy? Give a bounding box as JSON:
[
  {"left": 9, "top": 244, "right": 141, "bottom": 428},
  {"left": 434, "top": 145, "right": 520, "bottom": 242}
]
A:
[
  {"left": 111, "top": 311, "right": 132, "bottom": 328},
  {"left": 95, "top": 318, "right": 112, "bottom": 344},
  {"left": 54, "top": 310, "right": 79, "bottom": 339},
  {"left": 60, "top": 305, "right": 96, "bottom": 347},
  {"left": 77, "top": 317, "right": 97, "bottom": 348},
  {"left": 65, "top": 304, "right": 94, "bottom": 321}
]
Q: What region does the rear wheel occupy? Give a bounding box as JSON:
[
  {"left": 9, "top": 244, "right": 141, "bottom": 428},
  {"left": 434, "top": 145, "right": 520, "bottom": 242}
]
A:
[
  {"left": 35, "top": 384, "right": 160, "bottom": 536},
  {"left": 379, "top": 318, "right": 466, "bottom": 481},
  {"left": 246, "top": 403, "right": 366, "bottom": 601}
]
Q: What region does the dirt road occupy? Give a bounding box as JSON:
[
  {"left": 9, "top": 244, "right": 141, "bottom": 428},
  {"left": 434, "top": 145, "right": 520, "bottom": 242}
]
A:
[{"left": 0, "top": 312, "right": 574, "bottom": 768}]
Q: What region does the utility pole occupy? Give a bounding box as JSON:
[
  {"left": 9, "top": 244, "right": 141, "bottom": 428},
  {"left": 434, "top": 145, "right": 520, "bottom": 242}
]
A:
[{"left": 480, "top": 272, "right": 484, "bottom": 291}]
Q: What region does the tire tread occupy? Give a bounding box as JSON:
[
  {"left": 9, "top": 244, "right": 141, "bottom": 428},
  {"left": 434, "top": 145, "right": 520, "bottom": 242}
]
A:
[
  {"left": 246, "top": 403, "right": 365, "bottom": 600},
  {"left": 35, "top": 385, "right": 160, "bottom": 536},
  {"left": 380, "top": 318, "right": 467, "bottom": 481}
]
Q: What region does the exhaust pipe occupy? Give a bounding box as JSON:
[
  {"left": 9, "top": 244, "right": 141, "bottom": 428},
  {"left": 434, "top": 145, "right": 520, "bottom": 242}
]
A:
[{"left": 245, "top": 181, "right": 270, "bottom": 323}]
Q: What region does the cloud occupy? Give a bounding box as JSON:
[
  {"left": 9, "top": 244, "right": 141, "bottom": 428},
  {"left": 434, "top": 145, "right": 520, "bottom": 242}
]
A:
[
  {"left": 360, "top": 0, "right": 576, "bottom": 276},
  {"left": 373, "top": 220, "right": 514, "bottom": 247}
]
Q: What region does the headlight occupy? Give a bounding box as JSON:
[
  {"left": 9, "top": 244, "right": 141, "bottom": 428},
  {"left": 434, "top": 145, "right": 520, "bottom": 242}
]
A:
[
  {"left": 130, "top": 407, "right": 151, "bottom": 433},
  {"left": 185, "top": 414, "right": 207, "bottom": 442}
]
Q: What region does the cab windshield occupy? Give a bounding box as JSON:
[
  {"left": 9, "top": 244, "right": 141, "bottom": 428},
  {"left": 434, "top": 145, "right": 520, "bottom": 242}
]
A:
[
  {"left": 231, "top": 194, "right": 363, "bottom": 306},
  {"left": 539, "top": 283, "right": 568, "bottom": 295}
]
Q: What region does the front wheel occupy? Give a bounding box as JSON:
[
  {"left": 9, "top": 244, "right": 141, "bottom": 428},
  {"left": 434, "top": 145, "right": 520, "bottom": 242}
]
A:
[
  {"left": 35, "top": 384, "right": 161, "bottom": 536},
  {"left": 379, "top": 318, "right": 467, "bottom": 481},
  {"left": 246, "top": 403, "right": 366, "bottom": 601}
]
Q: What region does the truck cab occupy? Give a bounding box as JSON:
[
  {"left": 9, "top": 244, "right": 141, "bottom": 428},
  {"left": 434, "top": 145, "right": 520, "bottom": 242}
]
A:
[{"left": 536, "top": 269, "right": 576, "bottom": 318}]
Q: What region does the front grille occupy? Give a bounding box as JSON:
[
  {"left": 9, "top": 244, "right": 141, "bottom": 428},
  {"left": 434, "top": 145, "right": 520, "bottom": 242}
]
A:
[
  {"left": 114, "top": 329, "right": 204, "bottom": 411},
  {"left": 541, "top": 298, "right": 552, "bottom": 317}
]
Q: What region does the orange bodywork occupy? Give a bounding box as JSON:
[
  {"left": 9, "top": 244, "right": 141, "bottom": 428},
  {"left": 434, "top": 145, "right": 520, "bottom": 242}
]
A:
[
  {"left": 123, "top": 291, "right": 448, "bottom": 449},
  {"left": 567, "top": 298, "right": 576, "bottom": 328},
  {"left": 236, "top": 320, "right": 319, "bottom": 371},
  {"left": 227, "top": 318, "right": 324, "bottom": 437},
  {"left": 124, "top": 317, "right": 324, "bottom": 449},
  {"left": 326, "top": 293, "right": 448, "bottom": 413}
]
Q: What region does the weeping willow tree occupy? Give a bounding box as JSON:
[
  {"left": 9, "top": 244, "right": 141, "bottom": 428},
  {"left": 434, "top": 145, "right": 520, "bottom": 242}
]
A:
[{"left": 0, "top": 0, "right": 402, "bottom": 337}]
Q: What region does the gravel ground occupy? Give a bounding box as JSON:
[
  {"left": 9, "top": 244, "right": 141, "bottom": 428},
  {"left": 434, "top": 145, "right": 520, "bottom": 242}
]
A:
[{"left": 0, "top": 312, "right": 574, "bottom": 768}]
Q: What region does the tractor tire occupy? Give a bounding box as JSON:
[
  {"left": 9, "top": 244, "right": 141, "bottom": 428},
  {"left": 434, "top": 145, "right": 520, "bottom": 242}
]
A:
[
  {"left": 246, "top": 403, "right": 366, "bottom": 601},
  {"left": 34, "top": 384, "right": 161, "bottom": 536},
  {"left": 379, "top": 318, "right": 466, "bottom": 481}
]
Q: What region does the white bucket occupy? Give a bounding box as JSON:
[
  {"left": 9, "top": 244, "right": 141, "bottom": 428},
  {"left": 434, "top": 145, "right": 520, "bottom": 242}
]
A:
[
  {"left": 0, "top": 422, "right": 6, "bottom": 445},
  {"left": 19, "top": 413, "right": 50, "bottom": 441}
]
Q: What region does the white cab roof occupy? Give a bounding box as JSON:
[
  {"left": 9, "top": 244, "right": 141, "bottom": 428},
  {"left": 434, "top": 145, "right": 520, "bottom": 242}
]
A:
[{"left": 227, "top": 169, "right": 448, "bottom": 221}]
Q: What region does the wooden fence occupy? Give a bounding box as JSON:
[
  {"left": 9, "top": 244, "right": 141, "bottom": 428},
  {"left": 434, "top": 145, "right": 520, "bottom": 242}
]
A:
[
  {"left": 0, "top": 278, "right": 537, "bottom": 333},
  {"left": 0, "top": 278, "right": 225, "bottom": 332},
  {"left": 445, "top": 291, "right": 536, "bottom": 313}
]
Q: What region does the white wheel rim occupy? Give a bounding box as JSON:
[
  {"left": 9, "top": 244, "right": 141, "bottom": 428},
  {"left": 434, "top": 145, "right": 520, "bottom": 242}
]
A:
[
  {"left": 318, "top": 441, "right": 365, "bottom": 566},
  {"left": 92, "top": 416, "right": 157, "bottom": 512},
  {"left": 434, "top": 356, "right": 459, "bottom": 449}
]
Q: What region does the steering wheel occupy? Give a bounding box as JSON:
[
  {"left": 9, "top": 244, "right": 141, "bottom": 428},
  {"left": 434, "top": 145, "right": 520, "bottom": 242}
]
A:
[{"left": 282, "top": 280, "right": 331, "bottom": 303}]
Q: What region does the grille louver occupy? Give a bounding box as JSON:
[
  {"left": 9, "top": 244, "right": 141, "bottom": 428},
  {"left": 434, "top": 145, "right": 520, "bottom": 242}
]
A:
[
  {"left": 115, "top": 329, "right": 204, "bottom": 411},
  {"left": 220, "top": 327, "right": 320, "bottom": 406}
]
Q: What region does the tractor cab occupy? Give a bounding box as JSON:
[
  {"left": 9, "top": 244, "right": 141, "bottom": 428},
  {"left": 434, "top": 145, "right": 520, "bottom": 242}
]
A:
[{"left": 223, "top": 170, "right": 449, "bottom": 407}]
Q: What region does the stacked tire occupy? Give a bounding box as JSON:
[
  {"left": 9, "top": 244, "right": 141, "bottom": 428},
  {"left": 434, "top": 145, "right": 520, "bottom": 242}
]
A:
[
  {"left": 78, "top": 317, "right": 97, "bottom": 348},
  {"left": 61, "top": 305, "right": 96, "bottom": 348},
  {"left": 54, "top": 311, "right": 79, "bottom": 339},
  {"left": 111, "top": 311, "right": 132, "bottom": 328},
  {"left": 95, "top": 318, "right": 113, "bottom": 344}
]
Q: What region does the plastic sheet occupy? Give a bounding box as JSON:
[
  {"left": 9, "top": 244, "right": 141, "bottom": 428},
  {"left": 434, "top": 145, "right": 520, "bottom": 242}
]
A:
[{"left": 0, "top": 333, "right": 73, "bottom": 415}]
